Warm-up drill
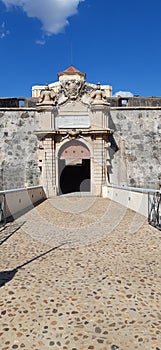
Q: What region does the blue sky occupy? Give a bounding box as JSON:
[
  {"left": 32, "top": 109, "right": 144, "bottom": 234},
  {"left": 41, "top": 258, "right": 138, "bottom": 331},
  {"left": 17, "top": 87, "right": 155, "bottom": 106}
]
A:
[{"left": 0, "top": 0, "right": 161, "bottom": 97}]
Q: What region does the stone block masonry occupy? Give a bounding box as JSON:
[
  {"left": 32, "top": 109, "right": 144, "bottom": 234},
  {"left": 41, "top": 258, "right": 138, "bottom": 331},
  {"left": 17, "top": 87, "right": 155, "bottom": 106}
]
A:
[
  {"left": 0, "top": 109, "right": 40, "bottom": 190},
  {"left": 110, "top": 108, "right": 161, "bottom": 189}
]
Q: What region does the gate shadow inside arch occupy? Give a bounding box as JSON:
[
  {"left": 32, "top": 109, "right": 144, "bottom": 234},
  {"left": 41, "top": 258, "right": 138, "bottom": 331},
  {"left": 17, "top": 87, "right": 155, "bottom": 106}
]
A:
[{"left": 58, "top": 140, "right": 91, "bottom": 195}]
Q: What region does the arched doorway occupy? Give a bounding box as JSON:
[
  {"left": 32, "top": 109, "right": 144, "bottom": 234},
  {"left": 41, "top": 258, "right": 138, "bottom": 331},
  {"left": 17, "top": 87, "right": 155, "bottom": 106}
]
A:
[{"left": 58, "top": 140, "right": 91, "bottom": 195}]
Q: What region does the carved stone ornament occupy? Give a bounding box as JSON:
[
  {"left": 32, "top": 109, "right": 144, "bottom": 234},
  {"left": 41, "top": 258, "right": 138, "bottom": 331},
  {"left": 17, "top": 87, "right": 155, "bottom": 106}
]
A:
[
  {"left": 59, "top": 80, "right": 87, "bottom": 101},
  {"left": 59, "top": 130, "right": 82, "bottom": 142},
  {"left": 38, "top": 84, "right": 57, "bottom": 105},
  {"left": 90, "top": 82, "right": 109, "bottom": 105}
]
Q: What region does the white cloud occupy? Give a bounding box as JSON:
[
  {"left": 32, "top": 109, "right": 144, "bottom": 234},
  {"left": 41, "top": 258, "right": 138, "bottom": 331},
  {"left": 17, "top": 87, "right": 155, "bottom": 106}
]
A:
[
  {"left": 1, "top": 0, "right": 84, "bottom": 35},
  {"left": 0, "top": 21, "right": 10, "bottom": 39},
  {"left": 114, "top": 91, "right": 134, "bottom": 97},
  {"left": 35, "top": 38, "right": 46, "bottom": 45}
]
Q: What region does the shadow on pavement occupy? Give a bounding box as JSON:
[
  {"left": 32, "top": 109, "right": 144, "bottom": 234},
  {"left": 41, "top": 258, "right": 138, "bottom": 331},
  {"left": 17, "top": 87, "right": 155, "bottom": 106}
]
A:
[
  {"left": 0, "top": 269, "right": 18, "bottom": 287},
  {"left": 0, "top": 222, "right": 26, "bottom": 246},
  {"left": 0, "top": 242, "right": 66, "bottom": 287}
]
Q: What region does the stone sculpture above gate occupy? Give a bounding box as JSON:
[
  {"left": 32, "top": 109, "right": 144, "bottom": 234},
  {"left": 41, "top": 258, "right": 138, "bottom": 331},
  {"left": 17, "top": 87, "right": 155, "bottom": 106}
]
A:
[{"left": 59, "top": 80, "right": 87, "bottom": 102}]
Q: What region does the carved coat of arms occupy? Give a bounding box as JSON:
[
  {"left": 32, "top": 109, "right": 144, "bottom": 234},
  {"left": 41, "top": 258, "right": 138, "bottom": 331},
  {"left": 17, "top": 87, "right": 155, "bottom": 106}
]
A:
[{"left": 59, "top": 80, "right": 86, "bottom": 101}]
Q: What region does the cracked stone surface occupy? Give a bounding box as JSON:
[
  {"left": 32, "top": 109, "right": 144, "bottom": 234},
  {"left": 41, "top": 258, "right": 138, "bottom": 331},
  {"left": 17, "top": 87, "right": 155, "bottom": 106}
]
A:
[{"left": 0, "top": 197, "right": 161, "bottom": 350}]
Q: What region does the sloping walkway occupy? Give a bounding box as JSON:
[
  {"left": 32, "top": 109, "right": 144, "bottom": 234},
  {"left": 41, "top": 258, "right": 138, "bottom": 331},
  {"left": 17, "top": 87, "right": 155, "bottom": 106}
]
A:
[{"left": 0, "top": 197, "right": 161, "bottom": 350}]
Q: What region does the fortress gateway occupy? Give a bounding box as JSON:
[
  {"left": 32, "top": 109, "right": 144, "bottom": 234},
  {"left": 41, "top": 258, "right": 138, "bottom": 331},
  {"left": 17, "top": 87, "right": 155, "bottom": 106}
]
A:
[{"left": 0, "top": 66, "right": 161, "bottom": 196}]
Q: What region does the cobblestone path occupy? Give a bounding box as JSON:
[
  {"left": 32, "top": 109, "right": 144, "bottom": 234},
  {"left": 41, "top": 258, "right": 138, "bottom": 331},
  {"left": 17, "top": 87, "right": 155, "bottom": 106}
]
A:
[{"left": 0, "top": 197, "right": 161, "bottom": 350}]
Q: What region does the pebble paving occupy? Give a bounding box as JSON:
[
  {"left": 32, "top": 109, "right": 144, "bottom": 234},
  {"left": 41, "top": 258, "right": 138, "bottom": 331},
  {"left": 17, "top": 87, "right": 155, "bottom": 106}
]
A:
[{"left": 0, "top": 197, "right": 161, "bottom": 350}]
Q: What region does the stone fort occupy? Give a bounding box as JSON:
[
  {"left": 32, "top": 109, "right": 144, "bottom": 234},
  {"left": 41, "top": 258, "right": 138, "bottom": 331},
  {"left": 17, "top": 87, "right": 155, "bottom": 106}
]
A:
[{"left": 0, "top": 65, "right": 161, "bottom": 196}]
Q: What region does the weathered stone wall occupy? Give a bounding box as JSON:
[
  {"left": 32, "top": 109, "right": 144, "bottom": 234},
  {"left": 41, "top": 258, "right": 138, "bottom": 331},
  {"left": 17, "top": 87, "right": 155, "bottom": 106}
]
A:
[
  {"left": 0, "top": 109, "right": 40, "bottom": 190},
  {"left": 0, "top": 104, "right": 161, "bottom": 192},
  {"left": 110, "top": 108, "right": 161, "bottom": 189}
]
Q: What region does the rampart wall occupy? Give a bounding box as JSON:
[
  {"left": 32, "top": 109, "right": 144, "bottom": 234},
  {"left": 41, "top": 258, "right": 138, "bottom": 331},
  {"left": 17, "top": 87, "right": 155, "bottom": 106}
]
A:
[
  {"left": 0, "top": 96, "right": 160, "bottom": 191},
  {"left": 0, "top": 108, "right": 39, "bottom": 190},
  {"left": 110, "top": 108, "right": 161, "bottom": 189}
]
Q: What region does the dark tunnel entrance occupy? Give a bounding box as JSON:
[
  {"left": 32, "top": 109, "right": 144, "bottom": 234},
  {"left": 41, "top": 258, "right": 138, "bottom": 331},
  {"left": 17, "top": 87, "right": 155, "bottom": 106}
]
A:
[{"left": 58, "top": 140, "right": 91, "bottom": 195}]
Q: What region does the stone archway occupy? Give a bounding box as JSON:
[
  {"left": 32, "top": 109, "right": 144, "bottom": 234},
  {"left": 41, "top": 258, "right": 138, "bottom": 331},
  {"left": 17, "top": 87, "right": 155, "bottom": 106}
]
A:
[{"left": 58, "top": 140, "right": 91, "bottom": 195}]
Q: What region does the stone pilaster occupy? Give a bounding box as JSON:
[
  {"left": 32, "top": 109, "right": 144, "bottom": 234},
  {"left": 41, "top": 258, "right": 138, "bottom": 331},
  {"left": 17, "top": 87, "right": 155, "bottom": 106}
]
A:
[
  {"left": 90, "top": 103, "right": 110, "bottom": 129},
  {"left": 36, "top": 106, "right": 57, "bottom": 132},
  {"left": 42, "top": 137, "right": 56, "bottom": 197}
]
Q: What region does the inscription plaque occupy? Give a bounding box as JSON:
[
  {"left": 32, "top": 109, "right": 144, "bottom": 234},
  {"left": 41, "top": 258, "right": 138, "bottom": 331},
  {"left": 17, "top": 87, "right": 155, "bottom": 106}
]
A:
[{"left": 56, "top": 115, "right": 90, "bottom": 129}]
